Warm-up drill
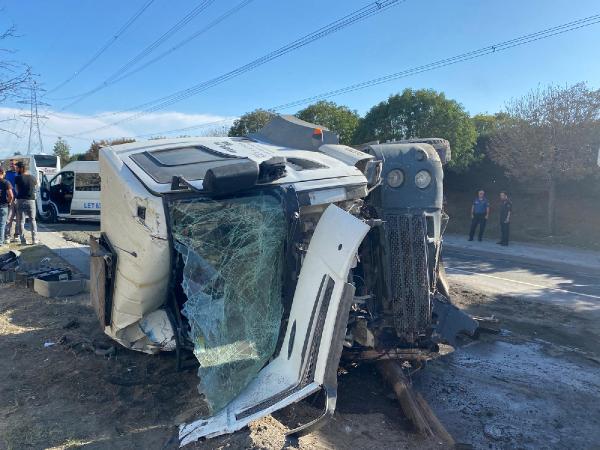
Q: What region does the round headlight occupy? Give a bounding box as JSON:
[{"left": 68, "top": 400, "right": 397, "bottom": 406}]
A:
[
  {"left": 386, "top": 169, "right": 405, "bottom": 188},
  {"left": 415, "top": 170, "right": 432, "bottom": 189}
]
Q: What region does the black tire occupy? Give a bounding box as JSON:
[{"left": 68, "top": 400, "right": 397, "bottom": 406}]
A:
[{"left": 40, "top": 204, "right": 58, "bottom": 224}]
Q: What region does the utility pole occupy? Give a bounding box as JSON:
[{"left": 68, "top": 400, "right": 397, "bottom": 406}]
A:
[{"left": 18, "top": 80, "right": 49, "bottom": 154}]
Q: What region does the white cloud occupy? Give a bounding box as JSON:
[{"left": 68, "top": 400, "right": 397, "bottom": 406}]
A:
[{"left": 0, "top": 107, "right": 236, "bottom": 157}]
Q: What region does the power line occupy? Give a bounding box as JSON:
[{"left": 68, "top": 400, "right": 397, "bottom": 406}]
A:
[
  {"left": 134, "top": 118, "right": 234, "bottom": 138},
  {"left": 63, "top": 0, "right": 405, "bottom": 137},
  {"left": 269, "top": 13, "right": 600, "bottom": 111},
  {"left": 45, "top": 0, "right": 155, "bottom": 95},
  {"left": 51, "top": 0, "right": 254, "bottom": 111},
  {"left": 56, "top": 0, "right": 216, "bottom": 108},
  {"left": 128, "top": 13, "right": 600, "bottom": 140}
]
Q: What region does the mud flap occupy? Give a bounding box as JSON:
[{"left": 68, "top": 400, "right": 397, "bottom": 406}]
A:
[
  {"left": 432, "top": 294, "right": 478, "bottom": 346},
  {"left": 179, "top": 204, "right": 370, "bottom": 446}
]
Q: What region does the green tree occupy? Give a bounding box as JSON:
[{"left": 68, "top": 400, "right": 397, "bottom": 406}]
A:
[
  {"left": 83, "top": 137, "right": 136, "bottom": 161},
  {"left": 471, "top": 113, "right": 511, "bottom": 159},
  {"left": 296, "top": 101, "right": 360, "bottom": 145},
  {"left": 228, "top": 109, "right": 275, "bottom": 137},
  {"left": 354, "top": 89, "right": 477, "bottom": 170},
  {"left": 52, "top": 137, "right": 71, "bottom": 166},
  {"left": 487, "top": 83, "right": 600, "bottom": 234}
]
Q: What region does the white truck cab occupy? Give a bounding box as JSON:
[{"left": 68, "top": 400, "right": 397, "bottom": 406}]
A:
[
  {"left": 40, "top": 161, "right": 101, "bottom": 222},
  {"left": 90, "top": 116, "right": 476, "bottom": 445}
]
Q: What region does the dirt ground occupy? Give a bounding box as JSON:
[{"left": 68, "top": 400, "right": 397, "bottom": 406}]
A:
[
  {"left": 1, "top": 261, "right": 599, "bottom": 449},
  {"left": 0, "top": 264, "right": 441, "bottom": 450}
]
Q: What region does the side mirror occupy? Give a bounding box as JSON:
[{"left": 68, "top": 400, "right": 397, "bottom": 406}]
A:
[{"left": 364, "top": 160, "right": 382, "bottom": 187}]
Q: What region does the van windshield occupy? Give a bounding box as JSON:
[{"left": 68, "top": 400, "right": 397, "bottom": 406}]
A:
[{"left": 33, "top": 155, "right": 58, "bottom": 168}]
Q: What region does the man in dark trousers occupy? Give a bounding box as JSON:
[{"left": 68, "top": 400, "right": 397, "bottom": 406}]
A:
[
  {"left": 497, "top": 191, "right": 512, "bottom": 246},
  {"left": 14, "top": 161, "right": 39, "bottom": 245},
  {"left": 4, "top": 159, "right": 18, "bottom": 243},
  {"left": 468, "top": 189, "right": 490, "bottom": 241},
  {"left": 0, "top": 168, "right": 14, "bottom": 246}
]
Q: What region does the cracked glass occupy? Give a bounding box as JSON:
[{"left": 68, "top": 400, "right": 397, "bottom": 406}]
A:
[{"left": 169, "top": 192, "right": 286, "bottom": 415}]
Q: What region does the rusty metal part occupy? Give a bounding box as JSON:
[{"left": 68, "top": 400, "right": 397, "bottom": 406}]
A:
[
  {"left": 343, "top": 348, "right": 437, "bottom": 362},
  {"left": 377, "top": 360, "right": 455, "bottom": 447}
]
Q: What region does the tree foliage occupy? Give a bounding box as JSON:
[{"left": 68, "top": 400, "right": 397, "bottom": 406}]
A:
[
  {"left": 80, "top": 137, "right": 136, "bottom": 161},
  {"left": 354, "top": 89, "right": 477, "bottom": 170},
  {"left": 228, "top": 109, "right": 275, "bottom": 137},
  {"left": 52, "top": 137, "right": 71, "bottom": 166},
  {"left": 487, "top": 83, "right": 600, "bottom": 233},
  {"left": 296, "top": 101, "right": 360, "bottom": 145}
]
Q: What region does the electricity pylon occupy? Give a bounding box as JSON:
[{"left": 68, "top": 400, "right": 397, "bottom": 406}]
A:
[{"left": 18, "top": 80, "right": 49, "bottom": 154}]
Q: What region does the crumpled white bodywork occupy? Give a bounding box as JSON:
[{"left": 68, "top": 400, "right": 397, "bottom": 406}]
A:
[
  {"left": 179, "top": 204, "right": 370, "bottom": 445},
  {"left": 99, "top": 149, "right": 172, "bottom": 353},
  {"left": 96, "top": 135, "right": 373, "bottom": 443},
  {"left": 99, "top": 137, "right": 369, "bottom": 353}
]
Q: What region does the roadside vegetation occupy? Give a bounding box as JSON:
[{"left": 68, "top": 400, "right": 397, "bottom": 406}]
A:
[{"left": 36, "top": 82, "right": 600, "bottom": 249}]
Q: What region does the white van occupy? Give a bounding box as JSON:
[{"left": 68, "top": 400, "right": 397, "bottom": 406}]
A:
[
  {"left": 32, "top": 154, "right": 61, "bottom": 178},
  {"left": 40, "top": 161, "right": 101, "bottom": 222}
]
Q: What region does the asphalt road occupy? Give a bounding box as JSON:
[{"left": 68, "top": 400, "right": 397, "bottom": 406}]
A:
[
  {"left": 442, "top": 245, "right": 600, "bottom": 309},
  {"left": 35, "top": 220, "right": 600, "bottom": 311}
]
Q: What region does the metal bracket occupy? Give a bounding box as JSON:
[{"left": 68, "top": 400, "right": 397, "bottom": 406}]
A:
[{"left": 431, "top": 294, "right": 479, "bottom": 346}]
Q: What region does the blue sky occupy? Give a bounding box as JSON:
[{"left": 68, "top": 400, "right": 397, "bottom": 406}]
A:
[{"left": 1, "top": 0, "right": 599, "bottom": 154}]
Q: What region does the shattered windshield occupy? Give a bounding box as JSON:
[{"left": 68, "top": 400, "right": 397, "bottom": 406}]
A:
[{"left": 169, "top": 192, "right": 286, "bottom": 415}]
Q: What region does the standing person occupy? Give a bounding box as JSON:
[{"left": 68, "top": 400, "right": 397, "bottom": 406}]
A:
[
  {"left": 0, "top": 168, "right": 14, "bottom": 246},
  {"left": 14, "top": 161, "right": 39, "bottom": 245},
  {"left": 4, "top": 159, "right": 18, "bottom": 243},
  {"left": 468, "top": 189, "right": 490, "bottom": 241},
  {"left": 497, "top": 191, "right": 512, "bottom": 246}
]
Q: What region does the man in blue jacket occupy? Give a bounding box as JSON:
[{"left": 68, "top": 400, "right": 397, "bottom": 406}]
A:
[
  {"left": 468, "top": 189, "right": 490, "bottom": 242},
  {"left": 4, "top": 159, "right": 18, "bottom": 243}
]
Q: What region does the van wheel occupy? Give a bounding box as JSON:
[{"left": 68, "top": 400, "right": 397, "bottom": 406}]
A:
[{"left": 40, "top": 205, "right": 58, "bottom": 224}]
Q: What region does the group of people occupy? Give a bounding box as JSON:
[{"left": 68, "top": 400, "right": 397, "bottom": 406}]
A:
[
  {"left": 468, "top": 189, "right": 512, "bottom": 246},
  {"left": 0, "top": 159, "right": 39, "bottom": 246}
]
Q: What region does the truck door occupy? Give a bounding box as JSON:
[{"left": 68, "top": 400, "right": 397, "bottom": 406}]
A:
[
  {"left": 49, "top": 171, "right": 74, "bottom": 214},
  {"left": 71, "top": 172, "right": 101, "bottom": 216}
]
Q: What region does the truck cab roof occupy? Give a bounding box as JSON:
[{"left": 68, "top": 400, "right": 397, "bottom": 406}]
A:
[{"left": 103, "top": 136, "right": 369, "bottom": 195}]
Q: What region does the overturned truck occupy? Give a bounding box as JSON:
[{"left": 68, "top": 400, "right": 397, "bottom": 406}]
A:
[{"left": 90, "top": 115, "right": 477, "bottom": 445}]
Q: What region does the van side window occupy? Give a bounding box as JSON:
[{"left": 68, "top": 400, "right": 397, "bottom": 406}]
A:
[
  {"left": 51, "top": 172, "right": 74, "bottom": 187},
  {"left": 75, "top": 173, "right": 101, "bottom": 191}
]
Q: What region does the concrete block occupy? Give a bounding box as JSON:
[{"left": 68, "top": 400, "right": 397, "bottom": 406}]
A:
[
  {"left": 34, "top": 278, "right": 85, "bottom": 298},
  {"left": 72, "top": 274, "right": 91, "bottom": 293},
  {"left": 0, "top": 270, "right": 15, "bottom": 283}
]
